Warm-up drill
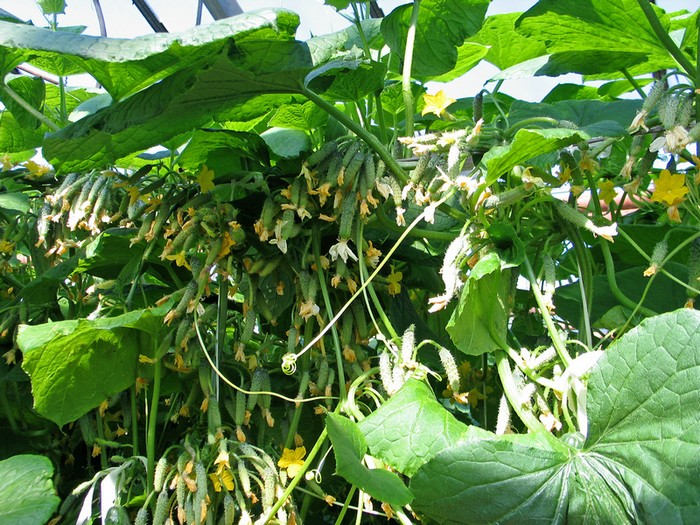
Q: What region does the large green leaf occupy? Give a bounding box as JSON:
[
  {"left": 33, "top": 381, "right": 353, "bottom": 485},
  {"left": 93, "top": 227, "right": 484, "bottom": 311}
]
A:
[
  {"left": 1, "top": 76, "right": 45, "bottom": 129},
  {"left": 17, "top": 309, "right": 162, "bottom": 426},
  {"left": 0, "top": 111, "right": 45, "bottom": 153},
  {"left": 446, "top": 266, "right": 511, "bottom": 356},
  {"left": 358, "top": 379, "right": 473, "bottom": 476},
  {"left": 0, "top": 10, "right": 299, "bottom": 99},
  {"left": 381, "top": 0, "right": 489, "bottom": 79},
  {"left": 410, "top": 437, "right": 571, "bottom": 524},
  {"left": 469, "top": 13, "right": 547, "bottom": 70},
  {"left": 492, "top": 50, "right": 651, "bottom": 79},
  {"left": 268, "top": 100, "right": 328, "bottom": 130},
  {"left": 515, "top": 0, "right": 675, "bottom": 73},
  {"left": 42, "top": 21, "right": 380, "bottom": 172},
  {"left": 507, "top": 99, "right": 642, "bottom": 137},
  {"left": 325, "top": 412, "right": 413, "bottom": 506},
  {"left": 585, "top": 309, "right": 700, "bottom": 523},
  {"left": 409, "top": 309, "right": 700, "bottom": 524},
  {"left": 42, "top": 43, "right": 310, "bottom": 173},
  {"left": 0, "top": 455, "right": 59, "bottom": 525},
  {"left": 483, "top": 128, "right": 589, "bottom": 184},
  {"left": 177, "top": 129, "right": 270, "bottom": 170},
  {"left": 555, "top": 263, "right": 688, "bottom": 330}
]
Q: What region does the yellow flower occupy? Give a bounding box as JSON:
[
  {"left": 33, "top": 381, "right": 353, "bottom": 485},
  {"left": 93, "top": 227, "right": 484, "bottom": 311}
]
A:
[
  {"left": 165, "top": 250, "right": 191, "bottom": 269},
  {"left": 0, "top": 154, "right": 12, "bottom": 171},
  {"left": 127, "top": 186, "right": 141, "bottom": 205},
  {"left": 197, "top": 165, "right": 216, "bottom": 194},
  {"left": 278, "top": 446, "right": 306, "bottom": 478},
  {"left": 364, "top": 241, "right": 381, "bottom": 268},
  {"left": 465, "top": 387, "right": 487, "bottom": 408},
  {"left": 208, "top": 469, "right": 234, "bottom": 492},
  {"left": 598, "top": 180, "right": 617, "bottom": 205},
  {"left": 0, "top": 240, "right": 15, "bottom": 254},
  {"left": 23, "top": 160, "right": 50, "bottom": 178},
  {"left": 387, "top": 266, "right": 403, "bottom": 296},
  {"left": 218, "top": 232, "right": 235, "bottom": 259},
  {"left": 421, "top": 90, "right": 456, "bottom": 119},
  {"left": 139, "top": 354, "right": 157, "bottom": 364},
  {"left": 651, "top": 170, "right": 689, "bottom": 206}
]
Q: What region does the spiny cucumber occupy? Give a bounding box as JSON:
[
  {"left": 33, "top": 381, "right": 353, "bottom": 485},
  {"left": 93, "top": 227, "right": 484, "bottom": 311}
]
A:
[
  {"left": 305, "top": 140, "right": 338, "bottom": 166},
  {"left": 239, "top": 307, "right": 256, "bottom": 345},
  {"left": 152, "top": 490, "right": 170, "bottom": 525},
  {"left": 409, "top": 154, "right": 431, "bottom": 185},
  {"left": 338, "top": 193, "right": 357, "bottom": 240},
  {"left": 315, "top": 358, "right": 330, "bottom": 391},
  {"left": 247, "top": 368, "right": 266, "bottom": 410}
]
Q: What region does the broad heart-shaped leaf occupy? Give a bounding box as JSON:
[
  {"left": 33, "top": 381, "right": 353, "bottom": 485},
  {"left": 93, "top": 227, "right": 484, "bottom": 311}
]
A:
[
  {"left": 42, "top": 41, "right": 311, "bottom": 173},
  {"left": 0, "top": 10, "right": 299, "bottom": 99},
  {"left": 507, "top": 99, "right": 642, "bottom": 138},
  {"left": 1, "top": 76, "right": 45, "bottom": 129},
  {"left": 0, "top": 455, "right": 59, "bottom": 525},
  {"left": 483, "top": 128, "right": 589, "bottom": 185},
  {"left": 555, "top": 262, "right": 688, "bottom": 331},
  {"left": 268, "top": 100, "right": 328, "bottom": 131},
  {"left": 18, "top": 309, "right": 163, "bottom": 426},
  {"left": 515, "top": 0, "right": 675, "bottom": 73},
  {"left": 261, "top": 127, "right": 310, "bottom": 158},
  {"left": 410, "top": 308, "right": 700, "bottom": 524},
  {"left": 492, "top": 50, "right": 651, "bottom": 80},
  {"left": 358, "top": 379, "right": 473, "bottom": 476},
  {"left": 469, "top": 13, "right": 547, "bottom": 70},
  {"left": 585, "top": 308, "right": 700, "bottom": 522},
  {"left": 42, "top": 22, "right": 378, "bottom": 172},
  {"left": 325, "top": 412, "right": 413, "bottom": 506},
  {"left": 410, "top": 437, "right": 571, "bottom": 525},
  {"left": 446, "top": 267, "right": 511, "bottom": 356},
  {"left": 381, "top": 0, "right": 489, "bottom": 79},
  {"left": 176, "top": 129, "right": 270, "bottom": 170},
  {"left": 0, "top": 111, "right": 45, "bottom": 153},
  {"left": 427, "top": 42, "right": 489, "bottom": 83}
]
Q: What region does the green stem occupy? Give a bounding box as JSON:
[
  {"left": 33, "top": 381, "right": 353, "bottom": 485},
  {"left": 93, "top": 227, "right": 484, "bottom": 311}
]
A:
[
  {"left": 130, "top": 384, "right": 140, "bottom": 456},
  {"left": 0, "top": 84, "right": 60, "bottom": 131},
  {"left": 620, "top": 68, "right": 647, "bottom": 99},
  {"left": 495, "top": 350, "right": 561, "bottom": 449},
  {"left": 522, "top": 256, "right": 572, "bottom": 367},
  {"left": 284, "top": 324, "right": 313, "bottom": 450},
  {"left": 264, "top": 427, "right": 329, "bottom": 524},
  {"left": 0, "top": 385, "right": 19, "bottom": 435},
  {"left": 402, "top": 0, "right": 421, "bottom": 137},
  {"left": 374, "top": 92, "right": 388, "bottom": 145},
  {"left": 334, "top": 485, "right": 357, "bottom": 525},
  {"left": 376, "top": 203, "right": 457, "bottom": 241},
  {"left": 95, "top": 411, "right": 108, "bottom": 470},
  {"left": 504, "top": 117, "right": 559, "bottom": 139},
  {"left": 313, "top": 224, "right": 347, "bottom": 402},
  {"left": 564, "top": 223, "right": 594, "bottom": 348},
  {"left": 356, "top": 222, "right": 399, "bottom": 340},
  {"left": 600, "top": 241, "right": 657, "bottom": 317},
  {"left": 635, "top": 0, "right": 696, "bottom": 77},
  {"left": 146, "top": 360, "right": 162, "bottom": 494},
  {"left": 302, "top": 85, "right": 409, "bottom": 184},
  {"left": 214, "top": 276, "right": 228, "bottom": 402},
  {"left": 617, "top": 227, "right": 700, "bottom": 295}
]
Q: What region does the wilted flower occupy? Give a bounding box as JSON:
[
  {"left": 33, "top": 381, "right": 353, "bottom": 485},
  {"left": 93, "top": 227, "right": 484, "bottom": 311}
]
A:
[{"left": 329, "top": 239, "right": 358, "bottom": 263}]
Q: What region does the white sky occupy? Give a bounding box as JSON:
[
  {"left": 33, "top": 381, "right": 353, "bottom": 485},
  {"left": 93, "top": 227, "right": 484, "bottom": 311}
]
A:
[{"left": 0, "top": 0, "right": 697, "bottom": 101}]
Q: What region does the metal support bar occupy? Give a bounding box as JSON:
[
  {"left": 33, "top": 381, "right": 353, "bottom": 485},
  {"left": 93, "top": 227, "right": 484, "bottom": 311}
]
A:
[
  {"left": 131, "top": 0, "right": 168, "bottom": 33},
  {"left": 202, "top": 0, "right": 243, "bottom": 20}
]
